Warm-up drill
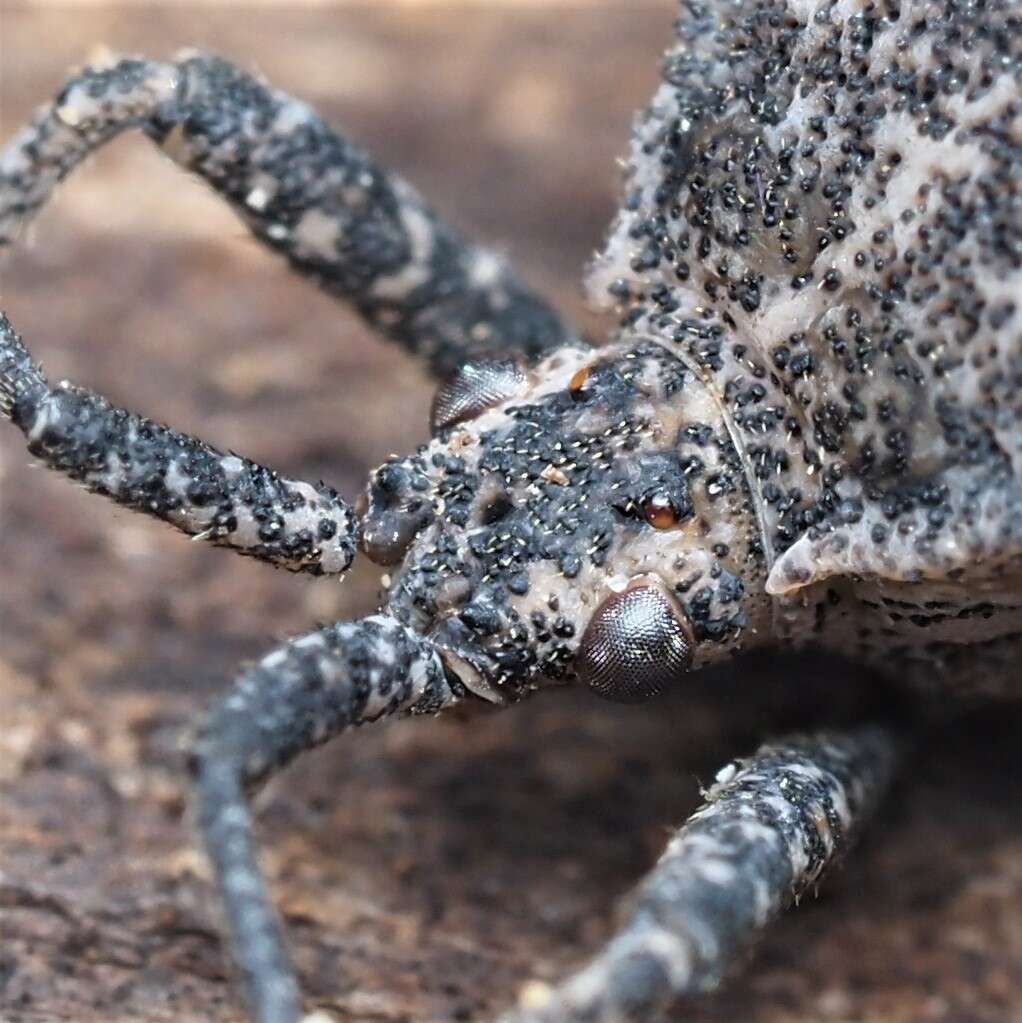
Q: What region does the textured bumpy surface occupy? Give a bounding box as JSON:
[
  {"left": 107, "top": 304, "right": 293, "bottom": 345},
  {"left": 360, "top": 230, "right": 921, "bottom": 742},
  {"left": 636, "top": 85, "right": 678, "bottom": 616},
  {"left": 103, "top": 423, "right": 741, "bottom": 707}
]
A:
[
  {"left": 588, "top": 0, "right": 1022, "bottom": 684},
  {"left": 372, "top": 334, "right": 775, "bottom": 706},
  {"left": 0, "top": 314, "right": 358, "bottom": 575},
  {"left": 191, "top": 615, "right": 459, "bottom": 1023},
  {"left": 0, "top": 53, "right": 579, "bottom": 377},
  {"left": 345, "top": 0, "right": 1022, "bottom": 706},
  {"left": 2, "top": 4, "right": 1021, "bottom": 1023},
  {"left": 502, "top": 728, "right": 899, "bottom": 1023}
]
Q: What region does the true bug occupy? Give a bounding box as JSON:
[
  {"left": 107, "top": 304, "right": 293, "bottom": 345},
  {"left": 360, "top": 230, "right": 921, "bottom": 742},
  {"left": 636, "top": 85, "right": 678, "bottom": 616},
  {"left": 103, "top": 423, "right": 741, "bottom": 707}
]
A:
[{"left": 1, "top": 2, "right": 1019, "bottom": 1022}]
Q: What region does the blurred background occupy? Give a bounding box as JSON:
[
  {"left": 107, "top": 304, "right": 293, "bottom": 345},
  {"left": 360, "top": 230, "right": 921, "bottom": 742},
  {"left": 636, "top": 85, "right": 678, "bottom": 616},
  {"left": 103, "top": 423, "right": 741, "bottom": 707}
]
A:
[{"left": 1, "top": 4, "right": 1020, "bottom": 1022}]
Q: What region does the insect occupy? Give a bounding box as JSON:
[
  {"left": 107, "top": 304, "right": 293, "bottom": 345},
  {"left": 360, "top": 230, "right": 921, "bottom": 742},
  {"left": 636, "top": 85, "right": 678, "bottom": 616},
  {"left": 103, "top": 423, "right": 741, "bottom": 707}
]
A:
[{"left": 1, "top": 1, "right": 1019, "bottom": 1021}]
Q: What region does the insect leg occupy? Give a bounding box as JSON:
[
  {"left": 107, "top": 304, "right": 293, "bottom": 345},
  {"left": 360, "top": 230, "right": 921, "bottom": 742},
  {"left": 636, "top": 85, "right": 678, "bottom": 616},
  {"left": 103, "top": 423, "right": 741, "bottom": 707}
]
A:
[
  {"left": 0, "top": 313, "right": 358, "bottom": 575},
  {"left": 502, "top": 726, "right": 901, "bottom": 1023},
  {"left": 188, "top": 616, "right": 462, "bottom": 1023},
  {"left": 0, "top": 54, "right": 582, "bottom": 378}
]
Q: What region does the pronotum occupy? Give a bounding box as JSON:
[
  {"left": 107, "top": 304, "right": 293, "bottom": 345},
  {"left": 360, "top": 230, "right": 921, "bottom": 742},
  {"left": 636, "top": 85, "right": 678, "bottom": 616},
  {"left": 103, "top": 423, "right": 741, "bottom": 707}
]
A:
[{"left": 0, "top": 2, "right": 1019, "bottom": 1022}]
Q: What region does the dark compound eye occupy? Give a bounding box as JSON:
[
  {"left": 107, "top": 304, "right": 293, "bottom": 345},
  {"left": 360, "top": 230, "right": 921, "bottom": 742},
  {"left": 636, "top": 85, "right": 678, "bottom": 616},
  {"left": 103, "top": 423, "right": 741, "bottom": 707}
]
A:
[
  {"left": 576, "top": 581, "right": 695, "bottom": 703},
  {"left": 430, "top": 358, "right": 526, "bottom": 435}
]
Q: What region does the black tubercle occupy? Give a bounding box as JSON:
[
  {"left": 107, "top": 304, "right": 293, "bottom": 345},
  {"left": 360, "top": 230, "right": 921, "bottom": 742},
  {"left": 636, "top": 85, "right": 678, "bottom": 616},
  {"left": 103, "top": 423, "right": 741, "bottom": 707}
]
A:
[
  {"left": 384, "top": 340, "right": 764, "bottom": 697},
  {"left": 588, "top": 0, "right": 1021, "bottom": 675}
]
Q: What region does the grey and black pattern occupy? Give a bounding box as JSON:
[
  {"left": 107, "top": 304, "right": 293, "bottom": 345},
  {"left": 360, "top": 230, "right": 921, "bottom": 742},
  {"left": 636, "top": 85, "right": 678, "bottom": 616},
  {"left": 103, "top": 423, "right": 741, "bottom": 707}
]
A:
[
  {"left": 0, "top": 314, "right": 357, "bottom": 575},
  {"left": 190, "top": 615, "right": 459, "bottom": 1023},
  {"left": 0, "top": 53, "right": 580, "bottom": 376},
  {"left": 502, "top": 727, "right": 899, "bottom": 1023},
  {"left": 587, "top": 0, "right": 1022, "bottom": 689},
  {"left": 2, "top": 6, "right": 1019, "bottom": 1023},
  {"left": 379, "top": 340, "right": 770, "bottom": 705}
]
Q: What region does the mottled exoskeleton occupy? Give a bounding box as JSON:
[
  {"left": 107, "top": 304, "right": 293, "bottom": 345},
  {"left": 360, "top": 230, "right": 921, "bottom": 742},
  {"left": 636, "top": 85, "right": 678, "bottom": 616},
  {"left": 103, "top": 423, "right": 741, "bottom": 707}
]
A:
[{"left": 0, "top": 2, "right": 1019, "bottom": 1022}]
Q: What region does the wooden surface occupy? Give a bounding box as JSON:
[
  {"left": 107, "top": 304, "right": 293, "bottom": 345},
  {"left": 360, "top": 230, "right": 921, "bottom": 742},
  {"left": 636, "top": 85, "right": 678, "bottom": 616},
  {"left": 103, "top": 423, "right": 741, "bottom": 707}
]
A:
[{"left": 1, "top": 6, "right": 1020, "bottom": 1022}]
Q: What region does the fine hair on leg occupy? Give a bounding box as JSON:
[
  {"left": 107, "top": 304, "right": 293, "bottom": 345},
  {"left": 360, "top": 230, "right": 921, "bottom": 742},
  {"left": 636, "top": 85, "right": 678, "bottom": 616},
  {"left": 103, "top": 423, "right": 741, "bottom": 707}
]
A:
[{"left": 502, "top": 726, "right": 901, "bottom": 1023}]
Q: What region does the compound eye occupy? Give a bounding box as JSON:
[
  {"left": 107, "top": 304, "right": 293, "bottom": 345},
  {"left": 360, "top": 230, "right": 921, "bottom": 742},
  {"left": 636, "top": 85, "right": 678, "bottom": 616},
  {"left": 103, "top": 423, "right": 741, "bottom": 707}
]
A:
[
  {"left": 576, "top": 581, "right": 695, "bottom": 703},
  {"left": 430, "top": 359, "right": 526, "bottom": 435}
]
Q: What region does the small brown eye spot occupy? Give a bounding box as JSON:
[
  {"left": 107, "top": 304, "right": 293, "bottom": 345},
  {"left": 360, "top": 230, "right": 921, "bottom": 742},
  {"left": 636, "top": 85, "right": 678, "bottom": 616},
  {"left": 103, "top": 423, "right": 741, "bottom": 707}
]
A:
[
  {"left": 642, "top": 493, "right": 681, "bottom": 529},
  {"left": 430, "top": 359, "right": 525, "bottom": 435},
  {"left": 576, "top": 580, "right": 695, "bottom": 703},
  {"left": 568, "top": 365, "right": 592, "bottom": 399}
]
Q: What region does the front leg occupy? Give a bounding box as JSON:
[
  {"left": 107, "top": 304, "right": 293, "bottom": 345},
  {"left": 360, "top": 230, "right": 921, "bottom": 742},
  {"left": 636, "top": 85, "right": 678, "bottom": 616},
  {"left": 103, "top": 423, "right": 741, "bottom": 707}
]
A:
[
  {"left": 502, "top": 727, "right": 901, "bottom": 1023},
  {"left": 0, "top": 53, "right": 582, "bottom": 377},
  {"left": 188, "top": 616, "right": 464, "bottom": 1023},
  {"left": 0, "top": 314, "right": 357, "bottom": 575}
]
